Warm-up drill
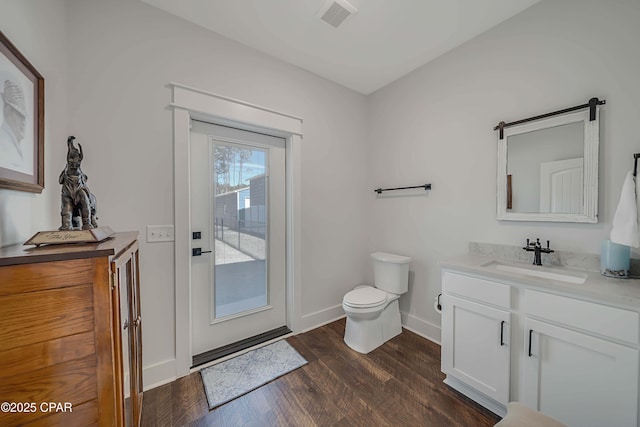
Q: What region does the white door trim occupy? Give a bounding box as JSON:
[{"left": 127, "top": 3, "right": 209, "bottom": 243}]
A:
[{"left": 171, "top": 82, "right": 303, "bottom": 378}]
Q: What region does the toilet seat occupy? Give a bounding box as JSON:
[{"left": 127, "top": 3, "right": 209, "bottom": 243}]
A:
[{"left": 343, "top": 286, "right": 387, "bottom": 308}]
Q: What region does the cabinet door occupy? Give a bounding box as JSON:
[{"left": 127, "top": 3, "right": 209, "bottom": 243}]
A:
[
  {"left": 523, "top": 317, "right": 639, "bottom": 427},
  {"left": 112, "top": 242, "right": 143, "bottom": 427},
  {"left": 112, "top": 257, "right": 133, "bottom": 427},
  {"left": 442, "top": 294, "right": 511, "bottom": 404},
  {"left": 130, "top": 247, "right": 143, "bottom": 427}
]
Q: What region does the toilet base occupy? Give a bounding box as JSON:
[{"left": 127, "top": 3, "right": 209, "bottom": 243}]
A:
[{"left": 344, "top": 299, "right": 402, "bottom": 354}]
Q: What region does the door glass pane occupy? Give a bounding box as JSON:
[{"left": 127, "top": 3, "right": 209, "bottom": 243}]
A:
[{"left": 213, "top": 143, "right": 267, "bottom": 319}]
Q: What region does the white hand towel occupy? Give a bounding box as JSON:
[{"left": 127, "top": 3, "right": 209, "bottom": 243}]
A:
[
  {"left": 637, "top": 170, "right": 640, "bottom": 233},
  {"left": 610, "top": 171, "right": 640, "bottom": 247}
]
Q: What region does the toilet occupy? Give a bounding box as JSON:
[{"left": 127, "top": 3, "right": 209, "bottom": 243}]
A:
[{"left": 342, "top": 252, "right": 411, "bottom": 354}]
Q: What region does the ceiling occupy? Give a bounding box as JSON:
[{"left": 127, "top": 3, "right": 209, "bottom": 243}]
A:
[{"left": 140, "top": 0, "right": 540, "bottom": 95}]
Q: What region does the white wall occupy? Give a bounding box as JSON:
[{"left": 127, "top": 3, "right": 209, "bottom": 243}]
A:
[
  {"left": 0, "top": 0, "right": 68, "bottom": 247},
  {"left": 367, "top": 0, "right": 640, "bottom": 342},
  {"left": 64, "top": 0, "right": 369, "bottom": 386}
]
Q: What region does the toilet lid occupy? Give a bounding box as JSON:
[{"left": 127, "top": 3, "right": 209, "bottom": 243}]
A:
[{"left": 343, "top": 286, "right": 387, "bottom": 308}]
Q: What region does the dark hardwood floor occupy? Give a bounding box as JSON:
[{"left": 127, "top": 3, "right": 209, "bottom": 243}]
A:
[{"left": 141, "top": 319, "right": 501, "bottom": 426}]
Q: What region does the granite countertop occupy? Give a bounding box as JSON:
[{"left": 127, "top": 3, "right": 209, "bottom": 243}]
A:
[{"left": 439, "top": 253, "right": 640, "bottom": 311}]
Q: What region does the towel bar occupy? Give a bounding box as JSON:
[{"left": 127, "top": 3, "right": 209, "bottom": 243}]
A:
[{"left": 374, "top": 184, "right": 432, "bottom": 194}]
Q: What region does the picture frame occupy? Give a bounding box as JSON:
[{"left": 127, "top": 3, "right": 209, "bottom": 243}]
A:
[{"left": 0, "top": 31, "right": 44, "bottom": 193}]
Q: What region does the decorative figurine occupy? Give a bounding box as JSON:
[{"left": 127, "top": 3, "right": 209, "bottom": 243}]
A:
[{"left": 59, "top": 136, "right": 98, "bottom": 230}]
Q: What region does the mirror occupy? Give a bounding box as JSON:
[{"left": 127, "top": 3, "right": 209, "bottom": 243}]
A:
[{"left": 497, "top": 106, "right": 600, "bottom": 223}]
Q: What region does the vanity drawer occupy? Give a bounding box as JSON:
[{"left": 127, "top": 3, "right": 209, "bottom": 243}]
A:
[
  {"left": 525, "top": 289, "right": 639, "bottom": 345},
  {"left": 442, "top": 271, "right": 511, "bottom": 309}
]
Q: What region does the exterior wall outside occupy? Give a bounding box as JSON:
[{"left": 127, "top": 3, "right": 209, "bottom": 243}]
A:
[
  {"left": 250, "top": 174, "right": 265, "bottom": 207},
  {"left": 214, "top": 191, "right": 240, "bottom": 228},
  {"left": 214, "top": 186, "right": 266, "bottom": 240}
]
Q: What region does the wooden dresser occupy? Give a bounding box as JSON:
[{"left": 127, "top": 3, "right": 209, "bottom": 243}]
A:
[{"left": 0, "top": 232, "right": 142, "bottom": 426}]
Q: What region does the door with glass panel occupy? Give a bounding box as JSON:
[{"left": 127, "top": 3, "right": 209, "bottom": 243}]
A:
[{"left": 190, "top": 121, "right": 286, "bottom": 363}]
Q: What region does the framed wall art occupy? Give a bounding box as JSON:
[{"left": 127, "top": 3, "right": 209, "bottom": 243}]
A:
[{"left": 0, "top": 31, "right": 44, "bottom": 193}]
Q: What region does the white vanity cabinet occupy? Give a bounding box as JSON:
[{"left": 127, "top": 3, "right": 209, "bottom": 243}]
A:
[
  {"left": 440, "top": 266, "right": 640, "bottom": 427},
  {"left": 523, "top": 290, "right": 639, "bottom": 427},
  {"left": 441, "top": 272, "right": 511, "bottom": 410}
]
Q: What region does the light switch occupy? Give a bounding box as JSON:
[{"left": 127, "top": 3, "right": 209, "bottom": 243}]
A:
[{"left": 147, "top": 225, "right": 174, "bottom": 242}]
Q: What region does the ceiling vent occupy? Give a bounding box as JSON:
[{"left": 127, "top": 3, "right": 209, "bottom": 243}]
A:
[{"left": 318, "top": 0, "right": 358, "bottom": 29}]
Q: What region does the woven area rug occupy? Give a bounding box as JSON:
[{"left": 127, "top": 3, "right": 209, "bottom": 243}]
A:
[{"left": 200, "top": 339, "right": 307, "bottom": 409}]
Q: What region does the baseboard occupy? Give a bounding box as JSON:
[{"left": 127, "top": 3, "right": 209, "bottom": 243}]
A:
[
  {"left": 300, "top": 304, "right": 346, "bottom": 332},
  {"left": 143, "top": 359, "right": 176, "bottom": 391},
  {"left": 400, "top": 311, "right": 441, "bottom": 345}
]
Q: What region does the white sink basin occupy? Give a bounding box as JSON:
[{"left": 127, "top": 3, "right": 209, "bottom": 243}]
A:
[{"left": 481, "top": 261, "right": 587, "bottom": 284}]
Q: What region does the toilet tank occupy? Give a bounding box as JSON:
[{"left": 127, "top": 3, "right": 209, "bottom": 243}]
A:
[{"left": 371, "top": 252, "right": 411, "bottom": 294}]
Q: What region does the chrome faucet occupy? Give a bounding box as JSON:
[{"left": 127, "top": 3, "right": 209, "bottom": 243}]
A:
[{"left": 523, "top": 238, "right": 554, "bottom": 266}]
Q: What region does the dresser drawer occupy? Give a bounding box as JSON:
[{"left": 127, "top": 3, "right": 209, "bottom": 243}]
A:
[
  {"left": 0, "top": 258, "right": 94, "bottom": 296},
  {"left": 0, "top": 355, "right": 98, "bottom": 426},
  {"left": 525, "top": 289, "right": 639, "bottom": 345},
  {"left": 0, "top": 284, "right": 94, "bottom": 351},
  {"left": 442, "top": 271, "right": 511, "bottom": 309}
]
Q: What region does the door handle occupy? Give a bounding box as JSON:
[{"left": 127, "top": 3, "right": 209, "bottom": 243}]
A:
[
  {"left": 192, "top": 248, "right": 212, "bottom": 256},
  {"left": 500, "top": 321, "right": 505, "bottom": 346}
]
